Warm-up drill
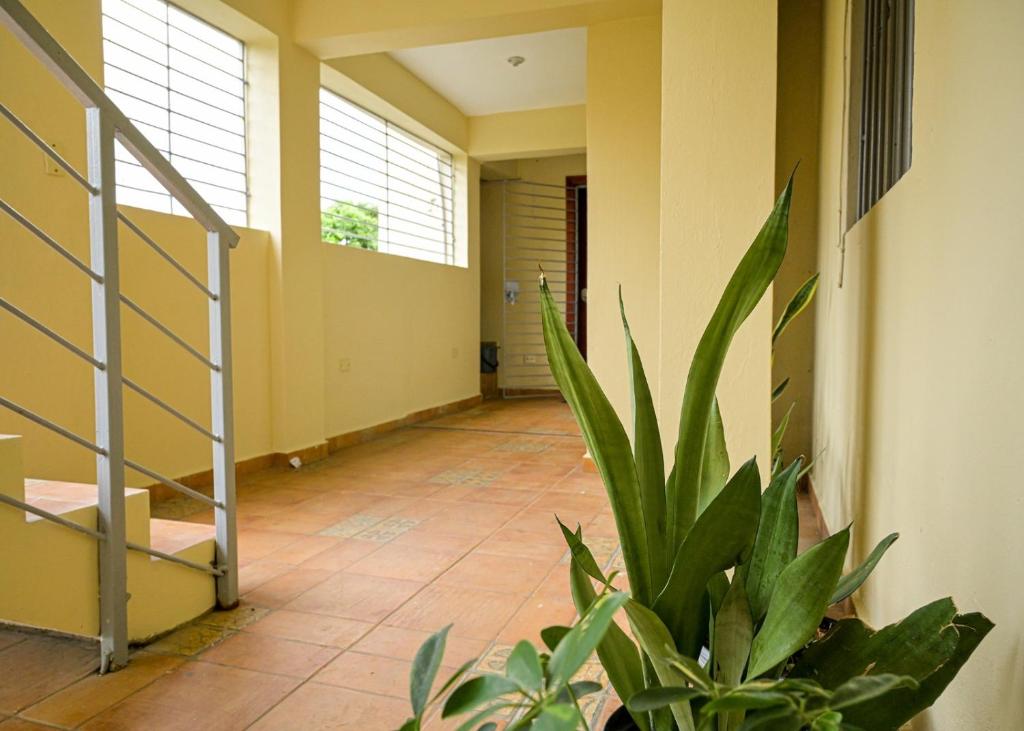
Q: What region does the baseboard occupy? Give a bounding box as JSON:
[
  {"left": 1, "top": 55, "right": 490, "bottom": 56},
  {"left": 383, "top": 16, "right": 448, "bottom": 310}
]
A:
[
  {"left": 502, "top": 388, "right": 563, "bottom": 399},
  {"left": 144, "top": 394, "right": 483, "bottom": 502}
]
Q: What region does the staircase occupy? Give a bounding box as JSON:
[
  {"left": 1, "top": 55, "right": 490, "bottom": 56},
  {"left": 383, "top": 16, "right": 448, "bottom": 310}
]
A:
[
  {"left": 0, "top": 435, "right": 216, "bottom": 641},
  {"left": 0, "top": 0, "right": 239, "bottom": 671}
]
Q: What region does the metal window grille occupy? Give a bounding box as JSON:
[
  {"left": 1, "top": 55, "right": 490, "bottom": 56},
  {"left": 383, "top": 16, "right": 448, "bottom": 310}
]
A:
[
  {"left": 101, "top": 0, "right": 248, "bottom": 226},
  {"left": 854, "top": 0, "right": 914, "bottom": 222},
  {"left": 319, "top": 87, "right": 456, "bottom": 265}
]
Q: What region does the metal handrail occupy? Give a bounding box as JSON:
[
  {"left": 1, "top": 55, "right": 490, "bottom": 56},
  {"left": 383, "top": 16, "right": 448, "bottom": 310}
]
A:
[
  {"left": 0, "top": 0, "right": 239, "bottom": 248},
  {"left": 0, "top": 102, "right": 97, "bottom": 193},
  {"left": 0, "top": 396, "right": 108, "bottom": 455},
  {"left": 0, "top": 199, "right": 102, "bottom": 281},
  {"left": 119, "top": 295, "right": 219, "bottom": 371},
  {"left": 1, "top": 0, "right": 240, "bottom": 672},
  {"left": 117, "top": 213, "right": 218, "bottom": 300},
  {"left": 0, "top": 297, "right": 106, "bottom": 370},
  {"left": 123, "top": 377, "right": 221, "bottom": 443}
]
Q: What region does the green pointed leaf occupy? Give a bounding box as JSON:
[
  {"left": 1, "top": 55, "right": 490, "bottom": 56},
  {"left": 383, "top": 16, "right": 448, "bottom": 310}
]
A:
[
  {"left": 532, "top": 704, "right": 581, "bottom": 731},
  {"left": 569, "top": 680, "right": 603, "bottom": 698},
  {"left": 738, "top": 707, "right": 802, "bottom": 731},
  {"left": 808, "top": 711, "right": 842, "bottom": 731},
  {"left": 620, "top": 289, "right": 669, "bottom": 588},
  {"left": 627, "top": 686, "right": 704, "bottom": 712},
  {"left": 841, "top": 612, "right": 993, "bottom": 729},
  {"left": 773, "top": 273, "right": 819, "bottom": 345},
  {"left": 654, "top": 458, "right": 762, "bottom": 656},
  {"left": 557, "top": 518, "right": 608, "bottom": 585},
  {"left": 624, "top": 600, "right": 698, "bottom": 731},
  {"left": 541, "top": 625, "right": 572, "bottom": 653},
  {"left": 455, "top": 704, "right": 516, "bottom": 731},
  {"left": 433, "top": 659, "right": 476, "bottom": 703},
  {"left": 700, "top": 690, "right": 791, "bottom": 715},
  {"left": 828, "top": 673, "right": 918, "bottom": 710},
  {"left": 540, "top": 276, "right": 653, "bottom": 603},
  {"left": 829, "top": 532, "right": 898, "bottom": 605},
  {"left": 771, "top": 403, "right": 794, "bottom": 462},
  {"left": 568, "top": 559, "right": 650, "bottom": 731},
  {"left": 548, "top": 590, "right": 630, "bottom": 689},
  {"left": 477, "top": 724, "right": 498, "bottom": 731},
  {"left": 398, "top": 719, "right": 417, "bottom": 731},
  {"left": 443, "top": 675, "right": 520, "bottom": 718},
  {"left": 714, "top": 578, "right": 753, "bottom": 688},
  {"left": 740, "top": 459, "right": 802, "bottom": 622},
  {"left": 667, "top": 178, "right": 793, "bottom": 552},
  {"left": 771, "top": 378, "right": 790, "bottom": 402},
  {"left": 506, "top": 640, "right": 543, "bottom": 692},
  {"left": 747, "top": 528, "right": 850, "bottom": 679},
  {"left": 698, "top": 397, "right": 730, "bottom": 514},
  {"left": 411, "top": 624, "right": 450, "bottom": 716}
]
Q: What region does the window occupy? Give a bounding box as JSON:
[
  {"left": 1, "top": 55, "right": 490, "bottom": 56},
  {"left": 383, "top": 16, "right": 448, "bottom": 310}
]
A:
[
  {"left": 852, "top": 0, "right": 914, "bottom": 223},
  {"left": 101, "top": 0, "right": 248, "bottom": 226},
  {"left": 319, "top": 88, "right": 456, "bottom": 265}
]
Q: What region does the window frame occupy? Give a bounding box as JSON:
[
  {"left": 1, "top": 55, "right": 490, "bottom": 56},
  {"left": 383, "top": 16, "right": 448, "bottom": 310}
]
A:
[
  {"left": 100, "top": 0, "right": 250, "bottom": 226},
  {"left": 847, "top": 0, "right": 915, "bottom": 227},
  {"left": 318, "top": 86, "right": 458, "bottom": 266}
]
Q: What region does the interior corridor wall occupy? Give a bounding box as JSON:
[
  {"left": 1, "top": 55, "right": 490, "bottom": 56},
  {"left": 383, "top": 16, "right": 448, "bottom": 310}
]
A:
[
  {"left": 658, "top": 0, "right": 777, "bottom": 470},
  {"left": 586, "top": 15, "right": 662, "bottom": 424},
  {"left": 812, "top": 2, "right": 1024, "bottom": 727},
  {"left": 0, "top": 0, "right": 274, "bottom": 486}
]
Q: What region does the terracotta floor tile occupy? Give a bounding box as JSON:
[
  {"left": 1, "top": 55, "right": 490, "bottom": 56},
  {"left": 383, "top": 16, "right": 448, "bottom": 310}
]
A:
[
  {"left": 436, "top": 552, "right": 554, "bottom": 595},
  {"left": 81, "top": 661, "right": 299, "bottom": 731},
  {"left": 297, "top": 538, "right": 381, "bottom": 571},
  {"left": 245, "top": 610, "right": 373, "bottom": 648},
  {"left": 248, "top": 682, "right": 409, "bottom": 731},
  {"left": 0, "top": 719, "right": 56, "bottom": 730},
  {"left": 21, "top": 652, "right": 183, "bottom": 728},
  {"left": 0, "top": 636, "right": 97, "bottom": 714},
  {"left": 266, "top": 534, "right": 340, "bottom": 565},
  {"left": 200, "top": 632, "right": 340, "bottom": 678},
  {"left": 386, "top": 584, "right": 521, "bottom": 641},
  {"left": 285, "top": 572, "right": 424, "bottom": 622},
  {"left": 476, "top": 533, "right": 567, "bottom": 563},
  {"left": 243, "top": 567, "right": 336, "bottom": 608},
  {"left": 198, "top": 604, "right": 271, "bottom": 630},
  {"left": 237, "top": 559, "right": 293, "bottom": 594},
  {"left": 497, "top": 594, "right": 578, "bottom": 647},
  {"left": 346, "top": 543, "right": 463, "bottom": 582},
  {"left": 351, "top": 625, "right": 489, "bottom": 668},
  {"left": 0, "top": 630, "right": 26, "bottom": 653},
  {"left": 313, "top": 651, "right": 413, "bottom": 698},
  {"left": 237, "top": 529, "right": 303, "bottom": 560},
  {"left": 390, "top": 528, "right": 482, "bottom": 554}
]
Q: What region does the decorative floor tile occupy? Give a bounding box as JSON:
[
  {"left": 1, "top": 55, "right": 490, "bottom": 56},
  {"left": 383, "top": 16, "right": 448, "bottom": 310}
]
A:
[
  {"left": 318, "top": 514, "right": 384, "bottom": 538},
  {"left": 146, "top": 624, "right": 235, "bottom": 657},
  {"left": 428, "top": 468, "right": 503, "bottom": 487},
  {"left": 353, "top": 516, "right": 420, "bottom": 542},
  {"left": 198, "top": 604, "right": 271, "bottom": 630}
]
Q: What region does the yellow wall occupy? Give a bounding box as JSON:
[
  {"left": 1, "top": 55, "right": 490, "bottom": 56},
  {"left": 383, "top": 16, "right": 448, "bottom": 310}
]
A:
[
  {"left": 0, "top": 1, "right": 272, "bottom": 485},
  {"left": 773, "top": 0, "right": 822, "bottom": 463},
  {"left": 812, "top": 2, "right": 1024, "bottom": 727},
  {"left": 469, "top": 105, "right": 586, "bottom": 161},
  {"left": 658, "top": 0, "right": 777, "bottom": 471},
  {"left": 586, "top": 15, "right": 661, "bottom": 422},
  {"left": 1, "top": 0, "right": 482, "bottom": 487}
]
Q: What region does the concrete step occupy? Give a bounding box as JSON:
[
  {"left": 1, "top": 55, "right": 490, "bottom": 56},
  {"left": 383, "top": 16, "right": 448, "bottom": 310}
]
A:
[{"left": 149, "top": 517, "right": 216, "bottom": 556}]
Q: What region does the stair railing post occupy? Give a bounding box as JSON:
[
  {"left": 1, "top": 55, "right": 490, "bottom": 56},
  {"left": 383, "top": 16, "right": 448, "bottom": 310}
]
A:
[
  {"left": 207, "top": 230, "right": 238, "bottom": 607},
  {"left": 86, "top": 106, "right": 128, "bottom": 672}
]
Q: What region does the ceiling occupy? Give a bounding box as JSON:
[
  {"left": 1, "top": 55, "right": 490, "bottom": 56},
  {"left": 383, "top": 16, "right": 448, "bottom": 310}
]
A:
[{"left": 390, "top": 28, "right": 587, "bottom": 117}]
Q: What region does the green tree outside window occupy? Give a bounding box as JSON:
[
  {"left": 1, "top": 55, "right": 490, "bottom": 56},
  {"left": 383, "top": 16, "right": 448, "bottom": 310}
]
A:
[{"left": 321, "top": 201, "right": 379, "bottom": 251}]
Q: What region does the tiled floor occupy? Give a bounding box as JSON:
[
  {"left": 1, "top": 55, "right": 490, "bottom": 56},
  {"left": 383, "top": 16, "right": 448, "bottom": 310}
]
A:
[{"left": 0, "top": 398, "right": 825, "bottom": 730}]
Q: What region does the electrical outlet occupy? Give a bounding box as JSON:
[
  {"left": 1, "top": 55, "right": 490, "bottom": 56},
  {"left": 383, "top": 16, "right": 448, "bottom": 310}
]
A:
[
  {"left": 44, "top": 142, "right": 63, "bottom": 177},
  {"left": 338, "top": 358, "right": 351, "bottom": 372}
]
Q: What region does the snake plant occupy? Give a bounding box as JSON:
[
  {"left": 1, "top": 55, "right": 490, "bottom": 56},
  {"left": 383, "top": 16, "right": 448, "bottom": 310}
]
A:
[{"left": 538, "top": 176, "right": 992, "bottom": 730}]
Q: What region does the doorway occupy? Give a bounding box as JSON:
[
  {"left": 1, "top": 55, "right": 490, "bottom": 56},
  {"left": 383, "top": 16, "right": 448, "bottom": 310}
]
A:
[{"left": 566, "top": 176, "right": 588, "bottom": 359}]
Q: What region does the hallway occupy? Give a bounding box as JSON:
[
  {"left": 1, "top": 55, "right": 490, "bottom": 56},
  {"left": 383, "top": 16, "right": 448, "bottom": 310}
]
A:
[{"left": 0, "top": 398, "right": 623, "bottom": 730}]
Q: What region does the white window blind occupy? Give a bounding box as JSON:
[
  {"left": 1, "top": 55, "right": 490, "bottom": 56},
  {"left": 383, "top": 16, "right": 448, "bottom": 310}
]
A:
[
  {"left": 101, "top": 0, "right": 248, "bottom": 226},
  {"left": 319, "top": 88, "right": 456, "bottom": 265}
]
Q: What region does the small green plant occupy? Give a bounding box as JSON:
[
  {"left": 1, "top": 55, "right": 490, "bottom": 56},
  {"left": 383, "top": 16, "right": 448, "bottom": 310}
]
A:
[
  {"left": 399, "top": 591, "right": 627, "bottom": 730},
  {"left": 321, "top": 200, "right": 379, "bottom": 250},
  {"left": 535, "top": 175, "right": 991, "bottom": 730}
]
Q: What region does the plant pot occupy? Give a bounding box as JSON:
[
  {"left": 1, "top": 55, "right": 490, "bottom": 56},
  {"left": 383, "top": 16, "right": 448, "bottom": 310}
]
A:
[{"left": 603, "top": 705, "right": 641, "bottom": 731}]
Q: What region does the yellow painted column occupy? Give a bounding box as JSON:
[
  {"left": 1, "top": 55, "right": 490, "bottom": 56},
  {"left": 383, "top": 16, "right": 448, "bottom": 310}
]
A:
[{"left": 658, "top": 0, "right": 777, "bottom": 470}]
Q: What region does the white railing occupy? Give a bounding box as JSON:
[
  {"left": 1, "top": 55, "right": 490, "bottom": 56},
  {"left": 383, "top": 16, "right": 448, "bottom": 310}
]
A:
[{"left": 0, "top": 0, "right": 238, "bottom": 673}]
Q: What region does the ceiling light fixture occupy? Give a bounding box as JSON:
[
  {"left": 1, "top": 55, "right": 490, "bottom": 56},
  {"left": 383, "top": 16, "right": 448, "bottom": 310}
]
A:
[{"left": 507, "top": 55, "right": 525, "bottom": 68}]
